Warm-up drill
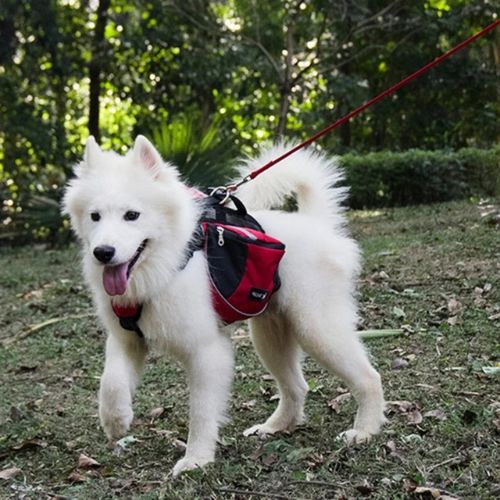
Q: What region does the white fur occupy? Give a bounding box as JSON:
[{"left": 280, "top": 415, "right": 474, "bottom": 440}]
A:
[{"left": 63, "top": 137, "right": 385, "bottom": 476}]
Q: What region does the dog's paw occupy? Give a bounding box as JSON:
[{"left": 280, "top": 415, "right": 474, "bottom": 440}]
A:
[
  {"left": 172, "top": 455, "right": 212, "bottom": 477},
  {"left": 337, "top": 428, "right": 374, "bottom": 445},
  {"left": 99, "top": 405, "right": 133, "bottom": 441},
  {"left": 243, "top": 423, "right": 282, "bottom": 439}
]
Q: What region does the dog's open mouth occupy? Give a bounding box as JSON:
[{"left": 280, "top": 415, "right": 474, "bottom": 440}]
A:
[{"left": 102, "top": 240, "right": 148, "bottom": 296}]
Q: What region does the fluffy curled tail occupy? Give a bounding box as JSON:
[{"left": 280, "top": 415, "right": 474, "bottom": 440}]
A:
[{"left": 234, "top": 144, "right": 348, "bottom": 229}]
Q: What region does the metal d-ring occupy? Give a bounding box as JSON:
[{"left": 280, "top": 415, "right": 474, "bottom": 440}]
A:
[
  {"left": 209, "top": 185, "right": 232, "bottom": 205},
  {"left": 210, "top": 175, "right": 252, "bottom": 205}
]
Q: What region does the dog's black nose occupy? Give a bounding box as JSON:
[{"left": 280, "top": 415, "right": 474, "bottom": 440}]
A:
[{"left": 93, "top": 245, "right": 115, "bottom": 264}]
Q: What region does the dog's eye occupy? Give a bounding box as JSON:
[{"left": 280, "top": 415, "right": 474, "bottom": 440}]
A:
[
  {"left": 90, "top": 212, "right": 101, "bottom": 222},
  {"left": 124, "top": 211, "right": 140, "bottom": 221}
]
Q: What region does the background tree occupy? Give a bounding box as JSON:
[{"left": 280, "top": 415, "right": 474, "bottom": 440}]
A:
[
  {"left": 0, "top": 0, "right": 497, "bottom": 242},
  {"left": 89, "top": 0, "right": 111, "bottom": 143}
]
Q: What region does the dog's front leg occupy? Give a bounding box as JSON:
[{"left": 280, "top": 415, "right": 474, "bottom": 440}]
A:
[
  {"left": 99, "top": 331, "right": 147, "bottom": 442},
  {"left": 172, "top": 335, "right": 234, "bottom": 476}
]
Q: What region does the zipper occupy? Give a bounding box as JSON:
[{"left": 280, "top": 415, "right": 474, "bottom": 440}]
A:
[
  {"left": 213, "top": 224, "right": 285, "bottom": 250},
  {"left": 217, "top": 226, "right": 225, "bottom": 246}
]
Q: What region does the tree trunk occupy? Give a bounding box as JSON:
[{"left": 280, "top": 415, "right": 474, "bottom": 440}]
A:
[
  {"left": 88, "top": 0, "right": 111, "bottom": 143},
  {"left": 491, "top": 28, "right": 500, "bottom": 143},
  {"left": 45, "top": 11, "right": 67, "bottom": 169},
  {"left": 276, "top": 25, "right": 294, "bottom": 139}
]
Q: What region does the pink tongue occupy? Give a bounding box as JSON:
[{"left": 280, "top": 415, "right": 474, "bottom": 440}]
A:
[{"left": 103, "top": 263, "right": 129, "bottom": 296}]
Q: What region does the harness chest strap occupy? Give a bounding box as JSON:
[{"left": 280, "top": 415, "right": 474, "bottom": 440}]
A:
[{"left": 111, "top": 303, "right": 144, "bottom": 338}]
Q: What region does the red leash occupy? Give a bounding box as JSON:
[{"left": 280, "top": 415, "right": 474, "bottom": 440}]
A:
[{"left": 230, "top": 19, "right": 499, "bottom": 191}]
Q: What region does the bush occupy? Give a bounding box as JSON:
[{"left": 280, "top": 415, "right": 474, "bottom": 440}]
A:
[{"left": 342, "top": 146, "right": 500, "bottom": 208}]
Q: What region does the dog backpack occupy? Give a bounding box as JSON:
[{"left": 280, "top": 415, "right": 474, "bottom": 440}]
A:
[
  {"left": 112, "top": 191, "right": 286, "bottom": 334},
  {"left": 198, "top": 193, "right": 286, "bottom": 324}
]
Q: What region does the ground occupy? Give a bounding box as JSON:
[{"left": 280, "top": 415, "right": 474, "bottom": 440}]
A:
[{"left": 0, "top": 200, "right": 499, "bottom": 499}]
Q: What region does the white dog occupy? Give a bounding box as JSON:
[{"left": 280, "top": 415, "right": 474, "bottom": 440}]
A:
[{"left": 63, "top": 136, "right": 385, "bottom": 476}]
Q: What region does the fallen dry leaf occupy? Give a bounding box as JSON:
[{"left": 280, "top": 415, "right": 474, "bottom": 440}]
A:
[
  {"left": 415, "top": 383, "right": 438, "bottom": 392},
  {"left": 384, "top": 440, "right": 403, "bottom": 459},
  {"left": 0, "top": 438, "right": 47, "bottom": 461},
  {"left": 327, "top": 392, "right": 352, "bottom": 413},
  {"left": 403, "top": 477, "right": 418, "bottom": 492},
  {"left": 242, "top": 399, "right": 257, "bottom": 409},
  {"left": 0, "top": 466, "right": 21, "bottom": 480},
  {"left": 388, "top": 400, "right": 415, "bottom": 412},
  {"left": 447, "top": 298, "right": 462, "bottom": 315},
  {"left": 388, "top": 400, "right": 423, "bottom": 425},
  {"left": 423, "top": 409, "right": 447, "bottom": 421},
  {"left": 407, "top": 408, "right": 423, "bottom": 425},
  {"left": 66, "top": 440, "right": 78, "bottom": 451},
  {"left": 172, "top": 439, "right": 187, "bottom": 451},
  {"left": 391, "top": 357, "right": 409, "bottom": 370},
  {"left": 78, "top": 453, "right": 101, "bottom": 469},
  {"left": 12, "top": 438, "right": 46, "bottom": 452},
  {"left": 414, "top": 485, "right": 458, "bottom": 499},
  {"left": 414, "top": 485, "right": 442, "bottom": 497},
  {"left": 68, "top": 471, "right": 86, "bottom": 483},
  {"left": 250, "top": 444, "right": 264, "bottom": 461},
  {"left": 149, "top": 407, "right": 165, "bottom": 419},
  {"left": 306, "top": 452, "right": 325, "bottom": 467}
]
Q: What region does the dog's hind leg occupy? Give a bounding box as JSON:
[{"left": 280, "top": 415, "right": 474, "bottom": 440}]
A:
[
  {"left": 172, "top": 334, "right": 234, "bottom": 477},
  {"left": 243, "top": 312, "right": 309, "bottom": 438},
  {"left": 292, "top": 302, "right": 386, "bottom": 444},
  {"left": 99, "top": 331, "right": 147, "bottom": 442}
]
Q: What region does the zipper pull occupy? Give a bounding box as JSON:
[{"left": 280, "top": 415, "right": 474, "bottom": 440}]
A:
[{"left": 217, "top": 226, "right": 225, "bottom": 246}]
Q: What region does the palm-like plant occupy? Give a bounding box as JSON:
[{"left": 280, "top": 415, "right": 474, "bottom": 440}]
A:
[
  {"left": 1, "top": 192, "right": 70, "bottom": 246},
  {"left": 150, "top": 113, "right": 237, "bottom": 189}
]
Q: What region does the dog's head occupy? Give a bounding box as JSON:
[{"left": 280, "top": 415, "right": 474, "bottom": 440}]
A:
[{"left": 63, "top": 136, "right": 196, "bottom": 299}]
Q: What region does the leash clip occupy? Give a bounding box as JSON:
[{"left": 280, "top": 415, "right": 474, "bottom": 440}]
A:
[{"left": 210, "top": 175, "right": 251, "bottom": 205}]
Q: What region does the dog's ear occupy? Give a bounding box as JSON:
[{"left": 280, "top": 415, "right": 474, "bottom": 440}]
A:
[
  {"left": 133, "top": 135, "right": 164, "bottom": 179},
  {"left": 84, "top": 136, "right": 102, "bottom": 168}
]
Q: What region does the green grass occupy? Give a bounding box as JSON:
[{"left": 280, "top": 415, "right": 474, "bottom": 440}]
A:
[{"left": 1, "top": 200, "right": 499, "bottom": 499}]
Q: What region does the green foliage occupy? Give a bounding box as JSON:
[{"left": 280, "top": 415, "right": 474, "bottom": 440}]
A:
[
  {"left": 343, "top": 146, "right": 500, "bottom": 208},
  {"left": 150, "top": 113, "right": 237, "bottom": 187},
  {"left": 0, "top": 0, "right": 498, "bottom": 244},
  {"left": 11, "top": 193, "right": 70, "bottom": 245}
]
